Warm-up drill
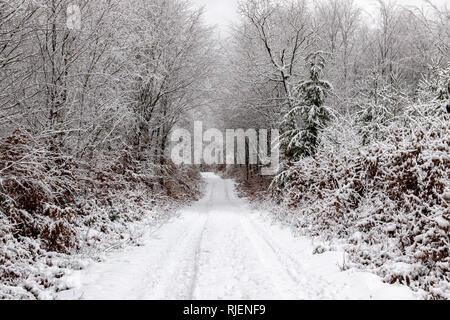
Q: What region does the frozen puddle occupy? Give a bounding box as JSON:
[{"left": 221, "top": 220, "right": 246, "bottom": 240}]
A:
[{"left": 57, "top": 173, "right": 415, "bottom": 300}]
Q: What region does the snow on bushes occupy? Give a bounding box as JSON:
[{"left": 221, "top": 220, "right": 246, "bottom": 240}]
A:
[
  {"left": 269, "top": 110, "right": 449, "bottom": 299},
  {"left": 0, "top": 129, "right": 203, "bottom": 299}
]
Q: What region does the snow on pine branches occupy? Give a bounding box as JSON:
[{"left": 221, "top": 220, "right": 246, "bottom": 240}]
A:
[{"left": 281, "top": 51, "right": 333, "bottom": 161}]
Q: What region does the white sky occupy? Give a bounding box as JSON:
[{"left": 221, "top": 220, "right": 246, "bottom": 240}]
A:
[
  {"left": 190, "top": 0, "right": 448, "bottom": 35},
  {"left": 191, "top": 0, "right": 240, "bottom": 36}
]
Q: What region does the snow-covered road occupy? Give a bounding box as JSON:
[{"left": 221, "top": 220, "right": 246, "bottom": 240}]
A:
[{"left": 58, "top": 173, "right": 415, "bottom": 300}]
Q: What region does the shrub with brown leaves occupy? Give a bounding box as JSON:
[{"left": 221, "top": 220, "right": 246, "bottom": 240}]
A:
[
  {"left": 0, "top": 129, "right": 203, "bottom": 299},
  {"left": 269, "top": 111, "right": 449, "bottom": 299}
]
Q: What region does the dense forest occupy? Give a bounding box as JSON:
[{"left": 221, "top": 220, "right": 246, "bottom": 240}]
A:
[
  {"left": 0, "top": 0, "right": 210, "bottom": 299},
  {"left": 219, "top": 0, "right": 449, "bottom": 299},
  {"left": 0, "top": 0, "right": 449, "bottom": 299}
]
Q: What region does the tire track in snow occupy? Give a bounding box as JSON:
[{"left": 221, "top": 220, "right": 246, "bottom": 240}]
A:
[
  {"left": 241, "top": 216, "right": 332, "bottom": 298},
  {"left": 57, "top": 173, "right": 416, "bottom": 300},
  {"left": 144, "top": 176, "right": 221, "bottom": 299},
  {"left": 144, "top": 215, "right": 210, "bottom": 298},
  {"left": 187, "top": 213, "right": 209, "bottom": 299},
  {"left": 239, "top": 216, "right": 304, "bottom": 299},
  {"left": 218, "top": 178, "right": 304, "bottom": 298}
]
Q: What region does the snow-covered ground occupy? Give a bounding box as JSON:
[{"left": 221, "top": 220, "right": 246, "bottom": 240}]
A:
[{"left": 57, "top": 173, "right": 416, "bottom": 300}]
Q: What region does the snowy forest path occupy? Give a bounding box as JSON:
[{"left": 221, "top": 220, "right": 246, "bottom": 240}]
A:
[{"left": 57, "top": 173, "right": 415, "bottom": 300}]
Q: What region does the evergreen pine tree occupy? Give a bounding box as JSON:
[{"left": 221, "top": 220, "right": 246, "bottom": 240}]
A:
[
  {"left": 417, "top": 63, "right": 450, "bottom": 115},
  {"left": 282, "top": 51, "right": 332, "bottom": 160}
]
